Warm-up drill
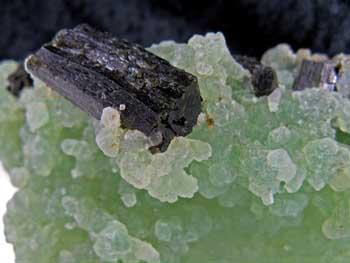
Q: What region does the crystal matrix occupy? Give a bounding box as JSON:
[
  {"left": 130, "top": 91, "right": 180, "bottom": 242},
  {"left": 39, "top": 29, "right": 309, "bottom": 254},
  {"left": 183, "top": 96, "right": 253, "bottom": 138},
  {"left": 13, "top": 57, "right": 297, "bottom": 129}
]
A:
[{"left": 1, "top": 33, "right": 350, "bottom": 263}]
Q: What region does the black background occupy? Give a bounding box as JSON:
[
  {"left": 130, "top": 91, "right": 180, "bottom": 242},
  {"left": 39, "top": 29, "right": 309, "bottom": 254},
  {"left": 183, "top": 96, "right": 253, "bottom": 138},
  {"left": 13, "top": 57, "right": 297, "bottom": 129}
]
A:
[{"left": 1, "top": 0, "right": 350, "bottom": 60}]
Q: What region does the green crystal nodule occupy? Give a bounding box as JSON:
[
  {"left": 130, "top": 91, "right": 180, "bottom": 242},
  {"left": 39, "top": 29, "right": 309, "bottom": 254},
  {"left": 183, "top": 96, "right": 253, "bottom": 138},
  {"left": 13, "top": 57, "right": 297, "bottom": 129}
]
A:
[{"left": 0, "top": 32, "right": 350, "bottom": 263}]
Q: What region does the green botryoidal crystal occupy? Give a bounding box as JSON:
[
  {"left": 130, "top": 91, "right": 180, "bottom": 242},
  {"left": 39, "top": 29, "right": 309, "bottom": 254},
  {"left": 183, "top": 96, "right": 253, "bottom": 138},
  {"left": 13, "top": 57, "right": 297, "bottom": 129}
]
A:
[{"left": 1, "top": 33, "right": 350, "bottom": 263}]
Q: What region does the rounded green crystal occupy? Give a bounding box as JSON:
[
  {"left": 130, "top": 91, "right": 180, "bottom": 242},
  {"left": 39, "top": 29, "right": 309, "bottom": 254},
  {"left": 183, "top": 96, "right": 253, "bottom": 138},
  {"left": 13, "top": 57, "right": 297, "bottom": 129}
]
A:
[{"left": 1, "top": 32, "right": 350, "bottom": 263}]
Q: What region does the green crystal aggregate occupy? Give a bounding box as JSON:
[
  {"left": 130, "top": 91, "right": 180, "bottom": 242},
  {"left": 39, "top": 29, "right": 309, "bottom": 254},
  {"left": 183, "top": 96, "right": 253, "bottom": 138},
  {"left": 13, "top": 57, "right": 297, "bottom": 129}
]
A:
[{"left": 1, "top": 33, "right": 350, "bottom": 262}]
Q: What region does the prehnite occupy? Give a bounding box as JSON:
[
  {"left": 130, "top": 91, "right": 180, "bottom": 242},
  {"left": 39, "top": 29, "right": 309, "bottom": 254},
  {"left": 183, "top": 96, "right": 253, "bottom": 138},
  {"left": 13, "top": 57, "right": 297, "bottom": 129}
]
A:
[{"left": 1, "top": 32, "right": 350, "bottom": 263}]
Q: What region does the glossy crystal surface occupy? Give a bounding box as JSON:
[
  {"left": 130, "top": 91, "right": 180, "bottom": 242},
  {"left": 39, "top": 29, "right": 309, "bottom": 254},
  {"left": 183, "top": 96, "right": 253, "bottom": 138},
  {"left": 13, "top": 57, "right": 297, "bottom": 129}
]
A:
[{"left": 1, "top": 34, "right": 350, "bottom": 263}]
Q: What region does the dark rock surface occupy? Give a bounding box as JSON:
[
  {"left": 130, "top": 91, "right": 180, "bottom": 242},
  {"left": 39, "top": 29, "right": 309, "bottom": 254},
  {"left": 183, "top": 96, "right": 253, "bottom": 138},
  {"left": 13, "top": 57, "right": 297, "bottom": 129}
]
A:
[
  {"left": 26, "top": 24, "right": 201, "bottom": 151},
  {"left": 233, "top": 55, "right": 278, "bottom": 96},
  {"left": 7, "top": 64, "right": 33, "bottom": 97}
]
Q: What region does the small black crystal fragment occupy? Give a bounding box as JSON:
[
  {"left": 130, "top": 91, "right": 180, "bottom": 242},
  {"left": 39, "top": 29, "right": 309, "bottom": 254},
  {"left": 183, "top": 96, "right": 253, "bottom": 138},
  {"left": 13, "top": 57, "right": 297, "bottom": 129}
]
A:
[
  {"left": 25, "top": 24, "right": 201, "bottom": 151},
  {"left": 233, "top": 55, "right": 278, "bottom": 97},
  {"left": 293, "top": 59, "right": 338, "bottom": 91},
  {"left": 7, "top": 64, "right": 33, "bottom": 97}
]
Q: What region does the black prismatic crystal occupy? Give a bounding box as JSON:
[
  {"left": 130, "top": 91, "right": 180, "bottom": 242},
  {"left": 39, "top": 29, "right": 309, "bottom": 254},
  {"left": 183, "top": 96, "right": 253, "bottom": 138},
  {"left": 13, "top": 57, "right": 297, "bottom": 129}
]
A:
[
  {"left": 293, "top": 59, "right": 338, "bottom": 91},
  {"left": 233, "top": 55, "right": 278, "bottom": 97},
  {"left": 7, "top": 64, "right": 33, "bottom": 97},
  {"left": 25, "top": 24, "right": 202, "bottom": 151}
]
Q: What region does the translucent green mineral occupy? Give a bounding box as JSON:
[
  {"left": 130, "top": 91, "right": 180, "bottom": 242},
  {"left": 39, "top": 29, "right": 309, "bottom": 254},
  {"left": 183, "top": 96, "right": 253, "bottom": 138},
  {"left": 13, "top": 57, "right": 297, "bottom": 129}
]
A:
[{"left": 1, "top": 32, "right": 350, "bottom": 263}]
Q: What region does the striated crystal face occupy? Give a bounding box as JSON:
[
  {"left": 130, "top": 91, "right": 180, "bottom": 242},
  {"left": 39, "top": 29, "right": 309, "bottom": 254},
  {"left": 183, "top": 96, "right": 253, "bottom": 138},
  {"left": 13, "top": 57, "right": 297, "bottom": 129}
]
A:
[{"left": 1, "top": 33, "right": 350, "bottom": 263}]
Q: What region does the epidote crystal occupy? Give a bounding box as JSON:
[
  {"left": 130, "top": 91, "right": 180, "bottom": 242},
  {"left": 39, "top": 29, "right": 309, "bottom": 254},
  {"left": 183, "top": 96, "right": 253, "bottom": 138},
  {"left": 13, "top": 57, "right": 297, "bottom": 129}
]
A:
[
  {"left": 1, "top": 32, "right": 350, "bottom": 263},
  {"left": 233, "top": 54, "right": 278, "bottom": 96},
  {"left": 25, "top": 24, "right": 201, "bottom": 151},
  {"left": 7, "top": 64, "right": 33, "bottom": 97},
  {"left": 293, "top": 59, "right": 338, "bottom": 91}
]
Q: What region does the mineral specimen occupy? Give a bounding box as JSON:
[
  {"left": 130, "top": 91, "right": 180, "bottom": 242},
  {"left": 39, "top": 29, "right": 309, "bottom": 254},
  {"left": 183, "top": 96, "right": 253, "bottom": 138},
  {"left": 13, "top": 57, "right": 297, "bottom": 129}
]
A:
[
  {"left": 335, "top": 57, "right": 350, "bottom": 98},
  {"left": 2, "top": 33, "right": 350, "bottom": 263},
  {"left": 233, "top": 54, "right": 278, "bottom": 96},
  {"left": 7, "top": 64, "right": 33, "bottom": 97},
  {"left": 25, "top": 24, "right": 201, "bottom": 151},
  {"left": 293, "top": 59, "right": 338, "bottom": 91}
]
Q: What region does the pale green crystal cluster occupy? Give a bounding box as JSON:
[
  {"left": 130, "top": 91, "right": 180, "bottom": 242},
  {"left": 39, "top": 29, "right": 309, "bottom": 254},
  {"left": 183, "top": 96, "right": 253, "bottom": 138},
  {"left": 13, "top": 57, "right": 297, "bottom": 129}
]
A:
[{"left": 1, "top": 33, "right": 350, "bottom": 263}]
